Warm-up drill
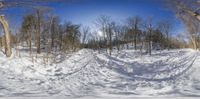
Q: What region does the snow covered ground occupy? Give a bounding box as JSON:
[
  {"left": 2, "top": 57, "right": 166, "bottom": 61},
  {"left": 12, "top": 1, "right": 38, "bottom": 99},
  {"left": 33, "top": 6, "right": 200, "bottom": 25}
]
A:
[{"left": 0, "top": 48, "right": 199, "bottom": 97}]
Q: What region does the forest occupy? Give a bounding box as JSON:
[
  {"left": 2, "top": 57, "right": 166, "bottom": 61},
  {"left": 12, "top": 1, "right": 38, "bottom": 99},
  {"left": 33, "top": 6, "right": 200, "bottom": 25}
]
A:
[{"left": 0, "top": 0, "right": 200, "bottom": 98}]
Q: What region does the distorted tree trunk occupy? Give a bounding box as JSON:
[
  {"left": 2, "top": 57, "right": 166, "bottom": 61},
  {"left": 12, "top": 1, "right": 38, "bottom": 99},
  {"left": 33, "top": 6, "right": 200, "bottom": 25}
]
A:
[
  {"left": 0, "top": 15, "right": 12, "bottom": 57},
  {"left": 184, "top": 8, "right": 200, "bottom": 21},
  {"left": 170, "top": 0, "right": 200, "bottom": 21},
  {"left": 170, "top": 0, "right": 200, "bottom": 50}
]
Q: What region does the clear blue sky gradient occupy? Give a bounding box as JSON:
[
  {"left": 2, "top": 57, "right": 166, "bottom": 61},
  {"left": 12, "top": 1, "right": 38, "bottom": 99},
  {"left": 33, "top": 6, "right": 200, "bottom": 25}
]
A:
[{"left": 3, "top": 0, "right": 185, "bottom": 35}]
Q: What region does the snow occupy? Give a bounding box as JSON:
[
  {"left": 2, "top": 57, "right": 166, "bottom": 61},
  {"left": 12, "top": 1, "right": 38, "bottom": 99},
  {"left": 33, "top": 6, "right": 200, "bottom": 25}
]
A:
[{"left": 0, "top": 48, "right": 199, "bottom": 97}]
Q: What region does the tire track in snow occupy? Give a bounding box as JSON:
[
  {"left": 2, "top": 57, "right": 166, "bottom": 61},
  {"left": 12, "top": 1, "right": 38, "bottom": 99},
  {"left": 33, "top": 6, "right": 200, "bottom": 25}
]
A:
[
  {"left": 94, "top": 50, "right": 197, "bottom": 82},
  {"left": 132, "top": 52, "right": 197, "bottom": 81}
]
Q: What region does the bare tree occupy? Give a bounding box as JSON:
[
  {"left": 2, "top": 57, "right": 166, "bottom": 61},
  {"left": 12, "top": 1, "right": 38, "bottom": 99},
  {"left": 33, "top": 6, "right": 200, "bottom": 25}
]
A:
[
  {"left": 113, "top": 23, "right": 122, "bottom": 51},
  {"left": 50, "top": 16, "right": 60, "bottom": 50},
  {"left": 169, "top": 0, "right": 200, "bottom": 21},
  {"left": 63, "top": 22, "right": 81, "bottom": 52},
  {"left": 144, "top": 18, "right": 154, "bottom": 55},
  {"left": 81, "top": 26, "right": 90, "bottom": 48},
  {"left": 35, "top": 9, "right": 42, "bottom": 54},
  {"left": 95, "top": 15, "right": 111, "bottom": 51},
  {"left": 169, "top": 0, "right": 200, "bottom": 49},
  {"left": 107, "top": 22, "right": 114, "bottom": 56},
  {"left": 21, "top": 14, "right": 36, "bottom": 56},
  {"left": 127, "top": 16, "right": 142, "bottom": 50},
  {"left": 0, "top": 0, "right": 66, "bottom": 57},
  {"left": 158, "top": 20, "right": 172, "bottom": 50}
]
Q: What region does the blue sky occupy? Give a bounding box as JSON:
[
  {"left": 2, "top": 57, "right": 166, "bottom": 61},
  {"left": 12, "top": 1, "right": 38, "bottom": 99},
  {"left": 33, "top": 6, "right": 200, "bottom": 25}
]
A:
[{"left": 3, "top": 0, "right": 185, "bottom": 35}]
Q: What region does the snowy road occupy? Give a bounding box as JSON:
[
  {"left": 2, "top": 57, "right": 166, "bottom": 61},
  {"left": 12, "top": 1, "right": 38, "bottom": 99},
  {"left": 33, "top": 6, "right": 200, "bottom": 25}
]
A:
[{"left": 0, "top": 49, "right": 199, "bottom": 97}]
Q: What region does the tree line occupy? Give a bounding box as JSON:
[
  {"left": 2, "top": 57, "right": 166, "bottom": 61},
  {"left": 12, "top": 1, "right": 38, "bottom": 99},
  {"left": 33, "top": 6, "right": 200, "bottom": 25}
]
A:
[
  {"left": 0, "top": 0, "right": 199, "bottom": 58},
  {"left": 6, "top": 9, "right": 185, "bottom": 57},
  {"left": 87, "top": 16, "right": 186, "bottom": 55}
]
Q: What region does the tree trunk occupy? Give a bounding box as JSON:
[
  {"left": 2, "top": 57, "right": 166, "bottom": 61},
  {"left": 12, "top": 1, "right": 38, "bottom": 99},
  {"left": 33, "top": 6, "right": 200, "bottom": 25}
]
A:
[
  {"left": 0, "top": 15, "right": 12, "bottom": 57},
  {"left": 167, "top": 32, "right": 169, "bottom": 50},
  {"left": 134, "top": 27, "right": 137, "bottom": 50},
  {"left": 28, "top": 32, "right": 32, "bottom": 56},
  {"left": 149, "top": 29, "right": 152, "bottom": 55},
  {"left": 191, "top": 37, "right": 197, "bottom": 50},
  {"left": 109, "top": 27, "right": 112, "bottom": 56},
  {"left": 51, "top": 36, "right": 54, "bottom": 50},
  {"left": 59, "top": 35, "right": 63, "bottom": 51},
  {"left": 36, "top": 10, "right": 41, "bottom": 54},
  {"left": 184, "top": 9, "right": 200, "bottom": 21},
  {"left": 195, "top": 15, "right": 200, "bottom": 21}
]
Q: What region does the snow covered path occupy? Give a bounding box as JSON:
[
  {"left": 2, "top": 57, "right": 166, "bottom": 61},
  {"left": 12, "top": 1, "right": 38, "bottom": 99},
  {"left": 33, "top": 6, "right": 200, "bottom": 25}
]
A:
[{"left": 0, "top": 49, "right": 199, "bottom": 97}]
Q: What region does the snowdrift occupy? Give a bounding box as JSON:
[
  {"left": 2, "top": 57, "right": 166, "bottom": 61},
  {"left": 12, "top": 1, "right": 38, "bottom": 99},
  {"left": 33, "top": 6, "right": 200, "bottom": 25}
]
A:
[{"left": 0, "top": 48, "right": 199, "bottom": 97}]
